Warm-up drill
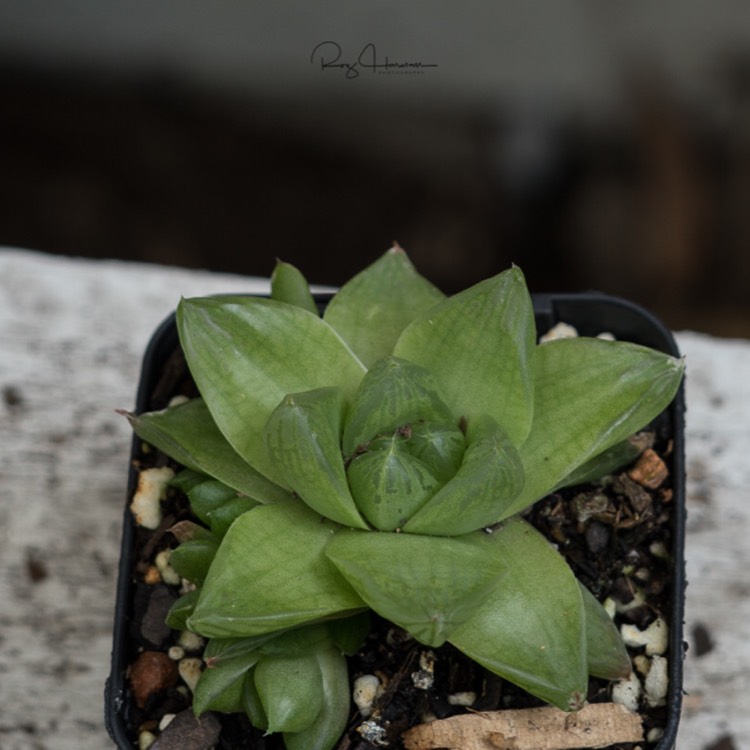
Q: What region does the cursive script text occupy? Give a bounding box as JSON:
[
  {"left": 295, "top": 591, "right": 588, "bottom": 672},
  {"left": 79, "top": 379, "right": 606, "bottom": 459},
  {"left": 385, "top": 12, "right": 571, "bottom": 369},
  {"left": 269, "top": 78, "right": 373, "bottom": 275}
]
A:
[{"left": 310, "top": 41, "right": 438, "bottom": 79}]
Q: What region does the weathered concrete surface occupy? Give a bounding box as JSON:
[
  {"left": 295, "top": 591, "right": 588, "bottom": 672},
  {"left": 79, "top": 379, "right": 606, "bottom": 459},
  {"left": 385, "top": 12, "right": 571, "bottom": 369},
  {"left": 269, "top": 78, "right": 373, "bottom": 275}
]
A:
[
  {"left": 0, "top": 248, "right": 747, "bottom": 750},
  {"left": 677, "top": 331, "right": 750, "bottom": 750},
  {"left": 0, "top": 249, "right": 266, "bottom": 750}
]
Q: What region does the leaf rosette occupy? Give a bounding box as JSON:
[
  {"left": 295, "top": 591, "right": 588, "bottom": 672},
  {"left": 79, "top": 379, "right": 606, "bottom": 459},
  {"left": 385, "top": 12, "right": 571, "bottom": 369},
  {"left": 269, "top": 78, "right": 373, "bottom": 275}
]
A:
[{"left": 126, "top": 248, "right": 683, "bottom": 747}]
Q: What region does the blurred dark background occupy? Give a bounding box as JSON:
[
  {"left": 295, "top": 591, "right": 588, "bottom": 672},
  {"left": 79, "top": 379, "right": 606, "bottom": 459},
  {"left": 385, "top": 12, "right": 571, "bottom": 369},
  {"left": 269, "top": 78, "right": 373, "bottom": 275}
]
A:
[{"left": 1, "top": 2, "right": 749, "bottom": 336}]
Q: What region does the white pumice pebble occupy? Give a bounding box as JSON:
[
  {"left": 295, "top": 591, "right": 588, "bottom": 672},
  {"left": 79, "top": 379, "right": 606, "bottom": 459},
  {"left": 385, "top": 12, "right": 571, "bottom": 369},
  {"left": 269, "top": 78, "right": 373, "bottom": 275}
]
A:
[
  {"left": 597, "top": 331, "right": 616, "bottom": 340},
  {"left": 647, "top": 727, "right": 665, "bottom": 742},
  {"left": 155, "top": 549, "right": 182, "bottom": 586},
  {"left": 139, "top": 730, "right": 157, "bottom": 750},
  {"left": 178, "top": 657, "right": 203, "bottom": 693},
  {"left": 411, "top": 670, "right": 434, "bottom": 690},
  {"left": 130, "top": 466, "right": 174, "bottom": 529},
  {"left": 168, "top": 395, "right": 190, "bottom": 408},
  {"left": 603, "top": 597, "right": 617, "bottom": 619},
  {"left": 539, "top": 322, "right": 578, "bottom": 342},
  {"left": 168, "top": 645, "right": 185, "bottom": 661},
  {"left": 357, "top": 720, "right": 389, "bottom": 746},
  {"left": 158, "top": 713, "right": 176, "bottom": 731},
  {"left": 649, "top": 541, "right": 669, "bottom": 559},
  {"left": 633, "top": 654, "right": 651, "bottom": 676},
  {"left": 447, "top": 691, "right": 476, "bottom": 706},
  {"left": 178, "top": 630, "right": 205, "bottom": 652},
  {"left": 419, "top": 650, "right": 435, "bottom": 671},
  {"left": 411, "top": 650, "right": 436, "bottom": 689},
  {"left": 644, "top": 655, "right": 669, "bottom": 706},
  {"left": 621, "top": 618, "right": 668, "bottom": 656},
  {"left": 612, "top": 671, "right": 642, "bottom": 712},
  {"left": 353, "top": 675, "right": 382, "bottom": 717},
  {"left": 180, "top": 579, "right": 197, "bottom": 595}
]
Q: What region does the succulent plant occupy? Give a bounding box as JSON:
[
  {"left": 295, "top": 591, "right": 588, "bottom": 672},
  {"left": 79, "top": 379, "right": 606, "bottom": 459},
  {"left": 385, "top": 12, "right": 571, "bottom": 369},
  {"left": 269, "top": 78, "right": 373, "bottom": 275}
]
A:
[{"left": 126, "top": 247, "right": 684, "bottom": 750}]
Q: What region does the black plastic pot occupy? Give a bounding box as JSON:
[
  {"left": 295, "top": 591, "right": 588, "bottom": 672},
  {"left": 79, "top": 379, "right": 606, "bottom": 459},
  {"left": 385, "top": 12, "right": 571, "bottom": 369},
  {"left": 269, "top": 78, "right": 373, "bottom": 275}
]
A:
[{"left": 105, "top": 291, "right": 685, "bottom": 749}]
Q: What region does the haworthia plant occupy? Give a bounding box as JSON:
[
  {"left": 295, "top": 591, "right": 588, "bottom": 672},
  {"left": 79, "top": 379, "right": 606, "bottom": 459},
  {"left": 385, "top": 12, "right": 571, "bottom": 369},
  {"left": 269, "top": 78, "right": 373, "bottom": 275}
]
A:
[{"left": 126, "top": 247, "right": 684, "bottom": 749}]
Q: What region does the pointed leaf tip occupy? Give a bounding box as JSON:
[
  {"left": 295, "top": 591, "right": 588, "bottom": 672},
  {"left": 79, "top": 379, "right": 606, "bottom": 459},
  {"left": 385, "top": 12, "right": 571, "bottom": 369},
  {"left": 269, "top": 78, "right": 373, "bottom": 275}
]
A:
[
  {"left": 264, "top": 387, "right": 367, "bottom": 529},
  {"left": 255, "top": 653, "right": 324, "bottom": 733},
  {"left": 510, "top": 336, "right": 685, "bottom": 515},
  {"left": 394, "top": 267, "right": 536, "bottom": 445},
  {"left": 126, "top": 398, "right": 291, "bottom": 504},
  {"left": 449, "top": 517, "right": 588, "bottom": 710},
  {"left": 323, "top": 250, "right": 445, "bottom": 368},
  {"left": 327, "top": 530, "right": 507, "bottom": 647},
  {"left": 115, "top": 408, "right": 136, "bottom": 425},
  {"left": 580, "top": 583, "right": 632, "bottom": 680},
  {"left": 271, "top": 260, "right": 319, "bottom": 315}
]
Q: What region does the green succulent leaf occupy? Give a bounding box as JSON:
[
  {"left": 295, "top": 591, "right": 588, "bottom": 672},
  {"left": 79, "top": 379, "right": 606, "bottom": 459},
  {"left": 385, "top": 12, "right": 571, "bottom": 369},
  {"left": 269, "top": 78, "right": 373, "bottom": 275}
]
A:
[
  {"left": 186, "top": 478, "right": 242, "bottom": 527},
  {"left": 193, "top": 649, "right": 261, "bottom": 716},
  {"left": 449, "top": 516, "right": 588, "bottom": 711},
  {"left": 346, "top": 436, "right": 441, "bottom": 531},
  {"left": 326, "top": 530, "right": 507, "bottom": 647},
  {"left": 206, "top": 496, "right": 259, "bottom": 538},
  {"left": 169, "top": 468, "right": 209, "bottom": 494},
  {"left": 579, "top": 583, "right": 632, "bottom": 680},
  {"left": 201, "top": 620, "right": 351, "bottom": 747},
  {"left": 328, "top": 612, "right": 371, "bottom": 656},
  {"left": 203, "top": 634, "right": 278, "bottom": 665},
  {"left": 323, "top": 246, "right": 445, "bottom": 368},
  {"left": 165, "top": 588, "right": 201, "bottom": 630},
  {"left": 402, "top": 416, "right": 524, "bottom": 536},
  {"left": 264, "top": 387, "right": 367, "bottom": 529},
  {"left": 188, "top": 502, "right": 365, "bottom": 638},
  {"left": 124, "top": 398, "right": 291, "bottom": 504},
  {"left": 506, "top": 337, "right": 685, "bottom": 518},
  {"left": 401, "top": 420, "right": 465, "bottom": 484},
  {"left": 271, "top": 259, "right": 319, "bottom": 315},
  {"left": 169, "top": 537, "right": 220, "bottom": 585},
  {"left": 254, "top": 623, "right": 332, "bottom": 658},
  {"left": 283, "top": 647, "right": 351, "bottom": 750},
  {"left": 177, "top": 296, "right": 366, "bottom": 485},
  {"left": 242, "top": 668, "right": 269, "bottom": 731},
  {"left": 342, "top": 356, "right": 456, "bottom": 457},
  {"left": 394, "top": 267, "right": 536, "bottom": 446},
  {"left": 254, "top": 653, "right": 324, "bottom": 733}
]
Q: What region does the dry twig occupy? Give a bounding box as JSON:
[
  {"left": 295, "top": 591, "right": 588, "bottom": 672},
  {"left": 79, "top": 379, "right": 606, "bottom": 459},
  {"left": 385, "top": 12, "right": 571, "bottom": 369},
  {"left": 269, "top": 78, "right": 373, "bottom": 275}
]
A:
[{"left": 401, "top": 702, "right": 643, "bottom": 750}]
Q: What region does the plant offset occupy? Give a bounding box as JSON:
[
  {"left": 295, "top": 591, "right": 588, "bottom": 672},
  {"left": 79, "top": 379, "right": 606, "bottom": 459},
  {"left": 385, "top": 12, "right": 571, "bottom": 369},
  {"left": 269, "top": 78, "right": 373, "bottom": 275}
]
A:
[{"left": 125, "top": 248, "right": 684, "bottom": 750}]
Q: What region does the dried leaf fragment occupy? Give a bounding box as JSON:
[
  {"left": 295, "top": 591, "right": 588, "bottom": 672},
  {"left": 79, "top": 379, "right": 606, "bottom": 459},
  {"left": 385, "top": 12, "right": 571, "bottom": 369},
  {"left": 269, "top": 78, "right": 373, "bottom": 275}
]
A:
[{"left": 401, "top": 702, "right": 643, "bottom": 750}]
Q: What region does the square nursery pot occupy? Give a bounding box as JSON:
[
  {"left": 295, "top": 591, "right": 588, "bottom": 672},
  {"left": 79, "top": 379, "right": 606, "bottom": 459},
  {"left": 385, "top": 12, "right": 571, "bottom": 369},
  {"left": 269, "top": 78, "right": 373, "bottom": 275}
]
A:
[{"left": 105, "top": 291, "right": 686, "bottom": 750}]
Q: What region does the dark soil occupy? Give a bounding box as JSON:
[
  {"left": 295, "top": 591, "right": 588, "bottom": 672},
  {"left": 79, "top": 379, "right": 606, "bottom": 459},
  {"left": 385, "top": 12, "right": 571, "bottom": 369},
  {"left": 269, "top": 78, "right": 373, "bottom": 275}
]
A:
[{"left": 118, "top": 346, "right": 679, "bottom": 750}]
